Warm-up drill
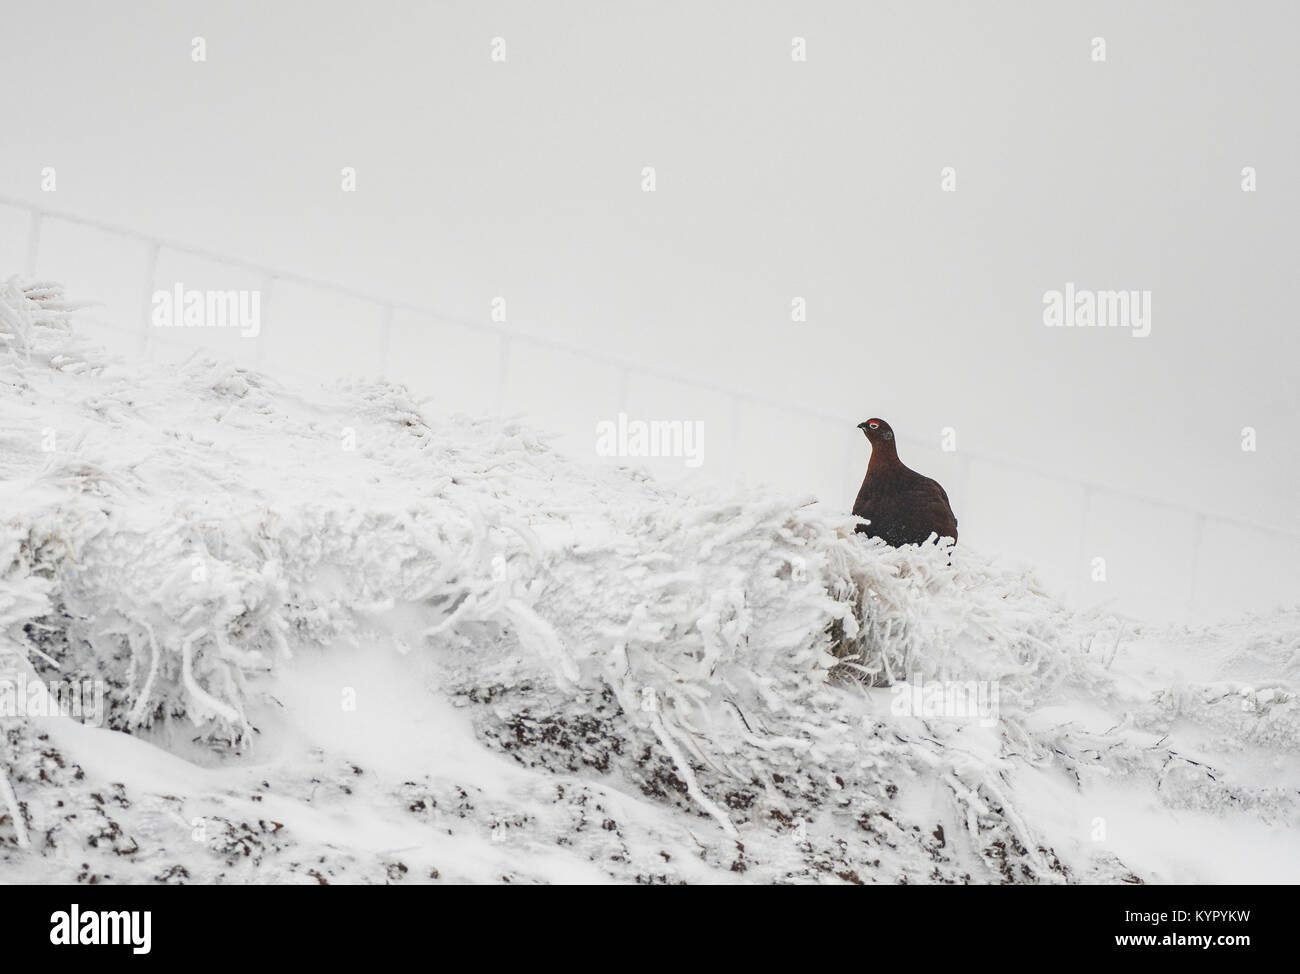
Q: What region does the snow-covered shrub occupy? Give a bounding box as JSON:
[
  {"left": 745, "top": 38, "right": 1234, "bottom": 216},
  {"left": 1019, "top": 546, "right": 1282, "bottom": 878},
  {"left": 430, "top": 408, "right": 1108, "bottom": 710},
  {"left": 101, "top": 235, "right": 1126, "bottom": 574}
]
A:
[
  {"left": 3, "top": 279, "right": 1296, "bottom": 882},
  {"left": 1, "top": 280, "right": 569, "bottom": 743}
]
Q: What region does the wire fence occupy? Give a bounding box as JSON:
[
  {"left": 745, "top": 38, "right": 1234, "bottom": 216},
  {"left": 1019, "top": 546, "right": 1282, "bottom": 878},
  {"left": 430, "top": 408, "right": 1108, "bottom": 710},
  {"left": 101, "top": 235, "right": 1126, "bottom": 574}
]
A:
[{"left": 2, "top": 192, "right": 1296, "bottom": 622}]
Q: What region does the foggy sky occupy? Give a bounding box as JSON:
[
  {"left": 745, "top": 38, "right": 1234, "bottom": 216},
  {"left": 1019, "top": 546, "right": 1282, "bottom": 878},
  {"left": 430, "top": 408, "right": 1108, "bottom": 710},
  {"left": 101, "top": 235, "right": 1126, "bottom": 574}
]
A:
[{"left": 2, "top": 0, "right": 1297, "bottom": 621}]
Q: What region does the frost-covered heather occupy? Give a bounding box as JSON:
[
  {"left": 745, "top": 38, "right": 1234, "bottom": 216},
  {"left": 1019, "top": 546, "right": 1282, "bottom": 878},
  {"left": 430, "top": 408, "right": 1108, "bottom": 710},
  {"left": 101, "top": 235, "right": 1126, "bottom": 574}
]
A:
[{"left": 1, "top": 279, "right": 1297, "bottom": 884}]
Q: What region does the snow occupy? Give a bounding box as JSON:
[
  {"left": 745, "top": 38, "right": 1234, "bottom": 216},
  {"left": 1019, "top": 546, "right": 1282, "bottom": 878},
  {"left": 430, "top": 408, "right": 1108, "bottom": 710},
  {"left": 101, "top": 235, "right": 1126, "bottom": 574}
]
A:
[{"left": 1, "top": 278, "right": 1297, "bottom": 884}]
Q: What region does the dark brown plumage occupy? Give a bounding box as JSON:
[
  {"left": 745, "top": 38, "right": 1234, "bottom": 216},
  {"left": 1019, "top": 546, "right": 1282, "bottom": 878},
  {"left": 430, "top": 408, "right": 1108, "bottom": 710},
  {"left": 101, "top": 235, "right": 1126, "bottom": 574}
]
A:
[{"left": 851, "top": 418, "right": 958, "bottom": 547}]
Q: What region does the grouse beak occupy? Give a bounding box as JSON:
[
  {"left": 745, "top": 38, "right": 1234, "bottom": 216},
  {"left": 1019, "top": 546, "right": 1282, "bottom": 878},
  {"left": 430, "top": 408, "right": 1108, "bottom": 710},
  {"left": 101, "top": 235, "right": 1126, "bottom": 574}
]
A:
[{"left": 857, "top": 422, "right": 871, "bottom": 432}]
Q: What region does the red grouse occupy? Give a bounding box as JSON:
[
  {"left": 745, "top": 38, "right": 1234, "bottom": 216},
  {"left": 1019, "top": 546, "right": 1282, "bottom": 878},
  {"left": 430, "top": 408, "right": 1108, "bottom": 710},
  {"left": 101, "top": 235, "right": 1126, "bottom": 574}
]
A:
[{"left": 851, "top": 418, "right": 958, "bottom": 546}]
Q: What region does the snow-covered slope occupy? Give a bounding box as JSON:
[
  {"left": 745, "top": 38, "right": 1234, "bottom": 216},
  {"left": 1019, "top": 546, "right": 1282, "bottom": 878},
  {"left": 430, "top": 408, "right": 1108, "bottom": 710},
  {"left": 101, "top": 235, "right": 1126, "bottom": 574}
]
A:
[{"left": 2, "top": 280, "right": 1297, "bottom": 884}]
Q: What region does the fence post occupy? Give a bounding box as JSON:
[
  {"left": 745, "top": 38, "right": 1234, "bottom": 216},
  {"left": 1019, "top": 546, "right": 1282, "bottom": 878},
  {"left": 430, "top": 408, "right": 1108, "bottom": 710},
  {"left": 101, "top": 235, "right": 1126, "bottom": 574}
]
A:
[
  {"left": 493, "top": 334, "right": 512, "bottom": 417},
  {"left": 958, "top": 452, "right": 973, "bottom": 510},
  {"left": 616, "top": 366, "right": 631, "bottom": 415},
  {"left": 138, "top": 242, "right": 160, "bottom": 359},
  {"left": 1074, "top": 486, "right": 1094, "bottom": 599},
  {"left": 1186, "top": 513, "right": 1206, "bottom": 619},
  {"left": 24, "top": 211, "right": 42, "bottom": 278},
  {"left": 729, "top": 395, "right": 742, "bottom": 479},
  {"left": 255, "top": 275, "right": 274, "bottom": 367},
  {"left": 378, "top": 305, "right": 394, "bottom": 378}
]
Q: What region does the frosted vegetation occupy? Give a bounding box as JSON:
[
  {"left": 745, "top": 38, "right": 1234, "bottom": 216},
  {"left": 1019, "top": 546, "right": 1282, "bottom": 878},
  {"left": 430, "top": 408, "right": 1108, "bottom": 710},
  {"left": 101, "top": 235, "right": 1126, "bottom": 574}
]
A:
[{"left": 2, "top": 281, "right": 1296, "bottom": 883}]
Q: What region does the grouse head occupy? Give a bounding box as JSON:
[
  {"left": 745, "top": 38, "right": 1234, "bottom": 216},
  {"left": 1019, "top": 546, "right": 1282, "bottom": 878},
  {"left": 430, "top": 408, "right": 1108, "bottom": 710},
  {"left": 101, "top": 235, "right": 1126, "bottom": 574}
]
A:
[{"left": 857, "top": 418, "right": 895, "bottom": 443}]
